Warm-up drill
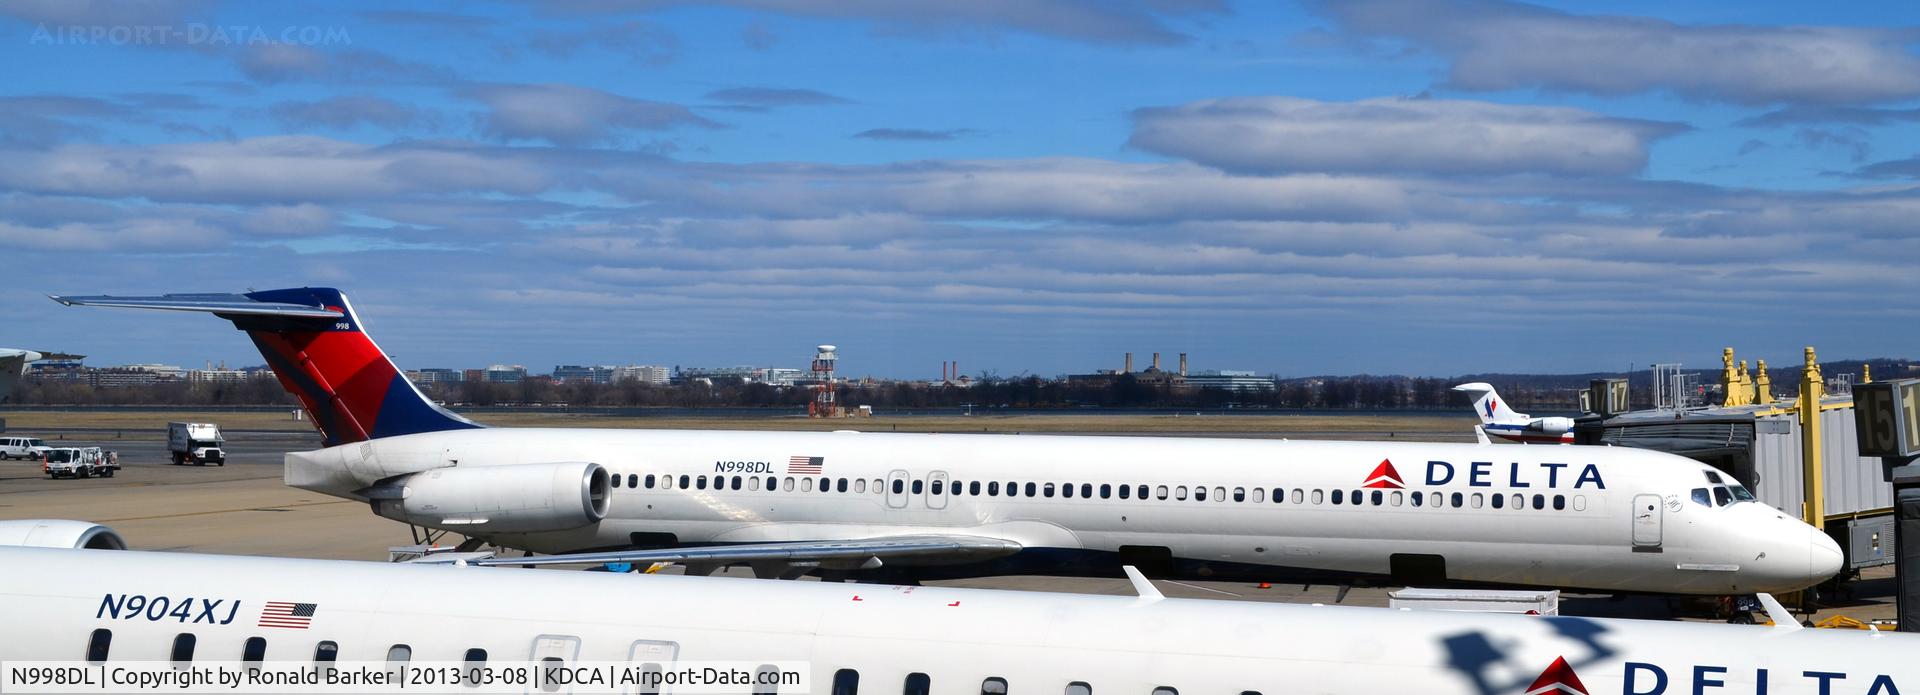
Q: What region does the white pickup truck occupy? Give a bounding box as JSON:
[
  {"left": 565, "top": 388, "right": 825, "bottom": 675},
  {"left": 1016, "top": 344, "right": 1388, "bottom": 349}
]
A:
[{"left": 42, "top": 447, "right": 119, "bottom": 479}]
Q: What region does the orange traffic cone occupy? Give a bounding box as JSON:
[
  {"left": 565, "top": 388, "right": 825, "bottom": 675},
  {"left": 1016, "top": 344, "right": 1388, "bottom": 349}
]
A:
[{"left": 1256, "top": 582, "right": 1272, "bottom": 589}]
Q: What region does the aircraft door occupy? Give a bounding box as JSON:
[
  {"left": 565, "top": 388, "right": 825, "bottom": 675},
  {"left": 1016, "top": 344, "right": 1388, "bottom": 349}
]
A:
[
  {"left": 626, "top": 640, "right": 680, "bottom": 695},
  {"left": 927, "top": 470, "right": 949, "bottom": 510},
  {"left": 1631, "top": 494, "right": 1663, "bottom": 548},
  {"left": 886, "top": 469, "right": 910, "bottom": 509},
  {"left": 529, "top": 635, "right": 581, "bottom": 694}
]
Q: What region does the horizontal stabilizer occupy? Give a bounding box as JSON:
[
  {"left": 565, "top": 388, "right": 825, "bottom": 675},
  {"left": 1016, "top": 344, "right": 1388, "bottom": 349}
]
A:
[
  {"left": 50, "top": 293, "right": 344, "bottom": 319},
  {"left": 421, "top": 535, "right": 1023, "bottom": 569}
]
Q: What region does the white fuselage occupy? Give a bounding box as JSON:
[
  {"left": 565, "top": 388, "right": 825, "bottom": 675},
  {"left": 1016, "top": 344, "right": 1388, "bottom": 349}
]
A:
[
  {"left": 287, "top": 428, "right": 1841, "bottom": 594},
  {"left": 0, "top": 546, "right": 1910, "bottom": 695}
]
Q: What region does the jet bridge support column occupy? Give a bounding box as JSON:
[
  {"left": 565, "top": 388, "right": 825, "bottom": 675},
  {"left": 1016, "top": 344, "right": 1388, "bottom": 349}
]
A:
[
  {"left": 1898, "top": 468, "right": 1919, "bottom": 633},
  {"left": 1853, "top": 378, "right": 1920, "bottom": 632}
]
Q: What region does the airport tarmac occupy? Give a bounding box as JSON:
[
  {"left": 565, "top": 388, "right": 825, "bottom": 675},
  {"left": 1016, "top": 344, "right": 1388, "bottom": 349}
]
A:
[{"left": 0, "top": 425, "right": 1897, "bottom": 628}]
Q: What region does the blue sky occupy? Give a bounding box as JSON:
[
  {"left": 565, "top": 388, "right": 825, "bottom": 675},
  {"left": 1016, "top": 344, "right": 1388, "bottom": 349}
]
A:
[{"left": 2, "top": 0, "right": 1918, "bottom": 379}]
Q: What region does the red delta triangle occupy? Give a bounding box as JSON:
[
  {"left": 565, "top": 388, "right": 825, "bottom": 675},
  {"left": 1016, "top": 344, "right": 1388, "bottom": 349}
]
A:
[
  {"left": 1524, "top": 657, "right": 1589, "bottom": 695},
  {"left": 1362, "top": 459, "right": 1404, "bottom": 489}
]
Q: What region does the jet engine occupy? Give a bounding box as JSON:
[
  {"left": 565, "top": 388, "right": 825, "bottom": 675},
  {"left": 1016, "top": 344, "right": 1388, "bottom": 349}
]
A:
[
  {"left": 1525, "top": 417, "right": 1576, "bottom": 435},
  {"left": 369, "top": 462, "right": 610, "bottom": 534},
  {"left": 0, "top": 520, "right": 127, "bottom": 550}
]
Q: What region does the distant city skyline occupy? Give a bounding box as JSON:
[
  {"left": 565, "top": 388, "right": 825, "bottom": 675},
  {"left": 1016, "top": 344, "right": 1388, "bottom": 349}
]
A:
[{"left": 5, "top": 2, "right": 1918, "bottom": 377}]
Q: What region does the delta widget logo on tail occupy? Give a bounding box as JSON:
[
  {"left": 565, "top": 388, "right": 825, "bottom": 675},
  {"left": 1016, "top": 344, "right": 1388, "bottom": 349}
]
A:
[
  {"left": 1362, "top": 459, "right": 1404, "bottom": 489},
  {"left": 1526, "top": 657, "right": 1589, "bottom": 695}
]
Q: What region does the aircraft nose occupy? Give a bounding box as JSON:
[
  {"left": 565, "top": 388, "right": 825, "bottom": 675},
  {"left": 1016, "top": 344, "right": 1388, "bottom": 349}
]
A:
[{"left": 1809, "top": 529, "right": 1843, "bottom": 584}]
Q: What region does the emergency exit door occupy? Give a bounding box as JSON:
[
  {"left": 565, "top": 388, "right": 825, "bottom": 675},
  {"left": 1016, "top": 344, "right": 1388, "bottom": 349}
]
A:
[
  {"left": 886, "top": 469, "right": 910, "bottom": 509},
  {"left": 1631, "top": 494, "right": 1663, "bottom": 549}
]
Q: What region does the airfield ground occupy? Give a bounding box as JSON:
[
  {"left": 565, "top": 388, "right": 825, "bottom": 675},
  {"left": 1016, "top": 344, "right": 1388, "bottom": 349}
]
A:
[{"left": 0, "top": 410, "right": 1895, "bottom": 627}]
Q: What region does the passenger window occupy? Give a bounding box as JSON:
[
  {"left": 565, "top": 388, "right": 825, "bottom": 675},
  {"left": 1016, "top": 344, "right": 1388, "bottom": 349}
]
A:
[
  {"left": 1062, "top": 482, "right": 1075, "bottom": 498},
  {"left": 386, "top": 644, "right": 411, "bottom": 679},
  {"left": 315, "top": 641, "right": 338, "bottom": 663},
  {"left": 1511, "top": 493, "right": 1523, "bottom": 509},
  {"left": 784, "top": 477, "right": 795, "bottom": 492},
  {"left": 1156, "top": 485, "right": 1169, "bottom": 500},
  {"left": 1136, "top": 484, "right": 1149, "bottom": 500},
  {"left": 1470, "top": 493, "right": 1483, "bottom": 509},
  {"left": 242, "top": 636, "right": 266, "bottom": 664},
  {"left": 1025, "top": 482, "right": 1038, "bottom": 497},
  {"left": 1233, "top": 487, "right": 1246, "bottom": 502},
  {"left": 1450, "top": 492, "right": 1464, "bottom": 508},
  {"left": 874, "top": 479, "right": 885, "bottom": 494},
  {"left": 697, "top": 475, "right": 708, "bottom": 490},
  {"left": 1117, "top": 484, "right": 1129, "bottom": 499},
  {"left": 1153, "top": 688, "right": 1178, "bottom": 695},
  {"left": 734, "top": 476, "right": 745, "bottom": 490},
  {"left": 857, "top": 479, "right": 869, "bottom": 493},
  {"left": 1044, "top": 483, "right": 1056, "bottom": 498},
  {"left": 932, "top": 480, "right": 944, "bottom": 495},
  {"left": 971, "top": 481, "right": 982, "bottom": 495},
  {"left": 904, "top": 673, "right": 931, "bottom": 695},
  {"left": 1371, "top": 490, "right": 1384, "bottom": 506},
  {"left": 465, "top": 648, "right": 488, "bottom": 667},
  {"left": 1553, "top": 494, "right": 1568, "bottom": 510},
  {"left": 1213, "top": 486, "right": 1225, "bottom": 502},
  {"left": 1293, "top": 489, "right": 1304, "bottom": 504},
  {"left": 1351, "top": 489, "right": 1363, "bottom": 505},
  {"left": 833, "top": 669, "right": 859, "bottom": 695},
  {"left": 171, "top": 633, "right": 196, "bottom": 666},
  {"left": 1331, "top": 489, "right": 1344, "bottom": 505},
  {"left": 629, "top": 474, "right": 638, "bottom": 489},
  {"left": 1712, "top": 487, "right": 1731, "bottom": 507},
  {"left": 678, "top": 475, "right": 690, "bottom": 489},
  {"left": 1532, "top": 494, "right": 1546, "bottom": 510},
  {"left": 1491, "top": 493, "right": 1504, "bottom": 509},
  {"left": 611, "top": 475, "right": 622, "bottom": 488},
  {"left": 1390, "top": 491, "right": 1402, "bottom": 506},
  {"left": 540, "top": 657, "right": 565, "bottom": 693},
  {"left": 1081, "top": 484, "right": 1093, "bottom": 498},
  {"left": 750, "top": 476, "right": 763, "bottom": 491},
  {"left": 1310, "top": 489, "right": 1323, "bottom": 504},
  {"left": 645, "top": 474, "right": 656, "bottom": 488},
  {"left": 1410, "top": 491, "right": 1422, "bottom": 506},
  {"left": 1251, "top": 487, "right": 1264, "bottom": 503},
  {"left": 802, "top": 477, "right": 815, "bottom": 492},
  {"left": 86, "top": 628, "right": 111, "bottom": 664},
  {"left": 1175, "top": 486, "right": 1188, "bottom": 501},
  {"left": 989, "top": 481, "right": 1001, "bottom": 496},
  {"left": 754, "top": 665, "right": 782, "bottom": 695},
  {"left": 912, "top": 480, "right": 924, "bottom": 494},
  {"left": 981, "top": 678, "right": 1009, "bottom": 695},
  {"left": 893, "top": 479, "right": 905, "bottom": 494},
  {"left": 1066, "top": 682, "right": 1092, "bottom": 695},
  {"left": 1574, "top": 495, "right": 1588, "bottom": 511},
  {"left": 1194, "top": 486, "right": 1206, "bottom": 501}
]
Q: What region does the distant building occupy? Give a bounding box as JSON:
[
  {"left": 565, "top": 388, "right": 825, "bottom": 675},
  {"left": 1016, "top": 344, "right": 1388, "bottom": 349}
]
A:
[
  {"left": 612, "top": 365, "right": 670, "bottom": 385},
  {"left": 406, "top": 368, "right": 463, "bottom": 384},
  {"left": 1068, "top": 352, "right": 1188, "bottom": 388},
  {"left": 553, "top": 365, "right": 616, "bottom": 384},
  {"left": 482, "top": 365, "right": 527, "bottom": 383},
  {"left": 188, "top": 369, "right": 255, "bottom": 384},
  {"left": 761, "top": 368, "right": 804, "bottom": 386},
  {"left": 1184, "top": 370, "right": 1276, "bottom": 391}
]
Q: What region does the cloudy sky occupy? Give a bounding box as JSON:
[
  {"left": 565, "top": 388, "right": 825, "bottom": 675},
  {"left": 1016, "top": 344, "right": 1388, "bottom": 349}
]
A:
[{"left": 3, "top": 1, "right": 1918, "bottom": 378}]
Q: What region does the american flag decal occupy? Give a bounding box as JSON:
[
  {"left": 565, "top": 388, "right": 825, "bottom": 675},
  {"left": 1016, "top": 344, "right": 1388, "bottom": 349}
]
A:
[
  {"left": 258, "top": 602, "right": 316, "bottom": 629},
  {"left": 788, "top": 456, "right": 824, "bottom": 475}
]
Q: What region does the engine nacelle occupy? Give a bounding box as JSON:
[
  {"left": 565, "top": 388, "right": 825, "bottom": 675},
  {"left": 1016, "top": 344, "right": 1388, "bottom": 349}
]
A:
[
  {"left": 0, "top": 520, "right": 127, "bottom": 550},
  {"left": 371, "top": 462, "right": 610, "bottom": 535},
  {"left": 1525, "top": 417, "right": 1576, "bottom": 435}
]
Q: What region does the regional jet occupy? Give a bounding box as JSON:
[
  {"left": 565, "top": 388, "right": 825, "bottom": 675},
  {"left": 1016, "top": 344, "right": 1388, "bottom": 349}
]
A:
[
  {"left": 52, "top": 289, "right": 1842, "bottom": 594},
  {"left": 0, "top": 519, "right": 1909, "bottom": 695},
  {"left": 1454, "top": 382, "right": 1576, "bottom": 444}
]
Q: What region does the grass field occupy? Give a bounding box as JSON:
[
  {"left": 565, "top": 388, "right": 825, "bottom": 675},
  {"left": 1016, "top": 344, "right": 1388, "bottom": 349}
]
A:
[{"left": 3, "top": 409, "right": 1475, "bottom": 439}]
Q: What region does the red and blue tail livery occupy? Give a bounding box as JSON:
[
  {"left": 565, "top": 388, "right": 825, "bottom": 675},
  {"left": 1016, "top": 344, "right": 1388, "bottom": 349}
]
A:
[{"left": 51, "top": 288, "right": 481, "bottom": 447}]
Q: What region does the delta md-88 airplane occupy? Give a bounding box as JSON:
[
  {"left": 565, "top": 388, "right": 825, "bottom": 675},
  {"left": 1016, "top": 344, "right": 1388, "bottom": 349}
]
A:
[
  {"left": 53, "top": 289, "right": 1843, "bottom": 594},
  {"left": 0, "top": 520, "right": 1911, "bottom": 695}
]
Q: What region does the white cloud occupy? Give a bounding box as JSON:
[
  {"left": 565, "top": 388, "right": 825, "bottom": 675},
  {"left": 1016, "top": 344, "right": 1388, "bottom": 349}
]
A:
[
  {"left": 1129, "top": 96, "right": 1685, "bottom": 176},
  {"left": 458, "top": 83, "right": 720, "bottom": 146}
]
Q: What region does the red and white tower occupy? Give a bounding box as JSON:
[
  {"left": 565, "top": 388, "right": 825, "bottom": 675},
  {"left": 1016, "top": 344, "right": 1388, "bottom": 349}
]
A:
[{"left": 808, "top": 344, "right": 839, "bottom": 418}]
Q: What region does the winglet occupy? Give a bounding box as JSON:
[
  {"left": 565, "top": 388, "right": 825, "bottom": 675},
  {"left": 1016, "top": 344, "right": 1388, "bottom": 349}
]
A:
[
  {"left": 1122, "top": 565, "right": 1164, "bottom": 603},
  {"left": 1755, "top": 593, "right": 1802, "bottom": 631}
]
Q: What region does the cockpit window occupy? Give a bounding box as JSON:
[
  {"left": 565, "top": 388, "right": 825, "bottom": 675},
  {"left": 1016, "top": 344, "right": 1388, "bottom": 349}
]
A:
[
  {"left": 1704, "top": 470, "right": 1723, "bottom": 484},
  {"left": 1712, "top": 486, "right": 1733, "bottom": 507},
  {"left": 1730, "top": 485, "right": 1755, "bottom": 502},
  {"left": 1690, "top": 488, "right": 1710, "bottom": 506}
]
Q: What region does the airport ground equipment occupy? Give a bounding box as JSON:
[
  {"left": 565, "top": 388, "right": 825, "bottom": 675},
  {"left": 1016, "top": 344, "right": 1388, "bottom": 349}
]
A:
[
  {"left": 1852, "top": 377, "right": 1920, "bottom": 633},
  {"left": 40, "top": 446, "right": 116, "bottom": 478},
  {"left": 166, "top": 421, "right": 225, "bottom": 465}
]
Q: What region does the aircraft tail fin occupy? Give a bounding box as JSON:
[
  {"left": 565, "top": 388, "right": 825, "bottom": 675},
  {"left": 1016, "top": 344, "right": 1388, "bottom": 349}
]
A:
[
  {"left": 51, "top": 288, "right": 481, "bottom": 447},
  {"left": 1452, "top": 382, "right": 1527, "bottom": 424}
]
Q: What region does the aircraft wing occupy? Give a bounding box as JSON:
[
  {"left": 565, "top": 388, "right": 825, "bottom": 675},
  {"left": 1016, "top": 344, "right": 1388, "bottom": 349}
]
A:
[
  {"left": 421, "top": 534, "right": 1023, "bottom": 574},
  {"left": 0, "top": 349, "right": 44, "bottom": 403},
  {"left": 49, "top": 292, "right": 344, "bottom": 319}
]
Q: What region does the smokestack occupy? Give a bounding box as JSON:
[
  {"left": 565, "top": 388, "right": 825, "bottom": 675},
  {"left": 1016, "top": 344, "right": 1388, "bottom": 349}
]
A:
[
  {"left": 1179, "top": 353, "right": 1187, "bottom": 377},
  {"left": 941, "top": 361, "right": 948, "bottom": 382},
  {"left": 1124, "top": 352, "right": 1133, "bottom": 373},
  {"left": 953, "top": 361, "right": 959, "bottom": 380},
  {"left": 1152, "top": 352, "right": 1161, "bottom": 371}
]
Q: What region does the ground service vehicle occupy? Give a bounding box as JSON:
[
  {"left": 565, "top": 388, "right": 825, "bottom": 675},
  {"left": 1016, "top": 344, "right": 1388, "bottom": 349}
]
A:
[
  {"left": 0, "top": 436, "right": 50, "bottom": 460},
  {"left": 167, "top": 421, "right": 225, "bottom": 465},
  {"left": 41, "top": 447, "right": 117, "bottom": 478}
]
